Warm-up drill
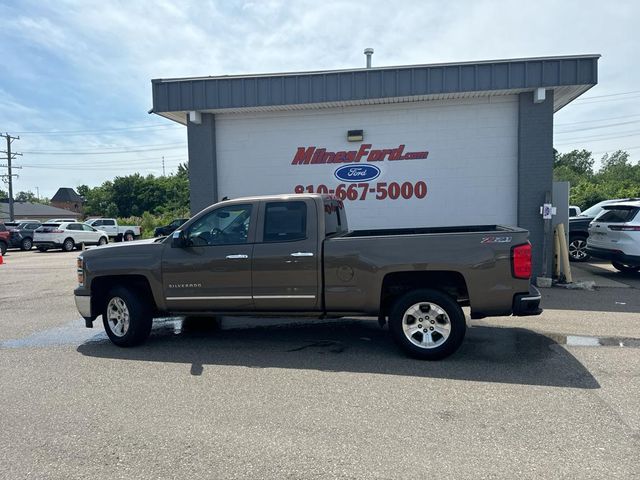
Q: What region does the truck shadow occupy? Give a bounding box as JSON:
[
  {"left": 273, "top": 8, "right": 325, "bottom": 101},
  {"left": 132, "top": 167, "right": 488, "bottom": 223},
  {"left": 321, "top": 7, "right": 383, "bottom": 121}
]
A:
[{"left": 77, "top": 319, "right": 599, "bottom": 389}]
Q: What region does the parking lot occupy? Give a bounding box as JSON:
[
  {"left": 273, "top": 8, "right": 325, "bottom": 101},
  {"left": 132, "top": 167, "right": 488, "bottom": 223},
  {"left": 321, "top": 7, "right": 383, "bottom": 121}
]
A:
[{"left": 1, "top": 249, "right": 639, "bottom": 479}]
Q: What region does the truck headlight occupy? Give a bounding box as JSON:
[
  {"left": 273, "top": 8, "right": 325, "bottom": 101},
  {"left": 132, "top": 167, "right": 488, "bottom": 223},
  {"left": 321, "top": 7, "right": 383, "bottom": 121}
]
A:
[{"left": 77, "top": 256, "right": 84, "bottom": 286}]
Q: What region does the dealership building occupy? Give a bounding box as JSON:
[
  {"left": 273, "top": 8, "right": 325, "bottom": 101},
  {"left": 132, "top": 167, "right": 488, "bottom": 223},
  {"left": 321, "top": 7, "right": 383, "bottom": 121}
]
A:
[{"left": 151, "top": 54, "right": 599, "bottom": 276}]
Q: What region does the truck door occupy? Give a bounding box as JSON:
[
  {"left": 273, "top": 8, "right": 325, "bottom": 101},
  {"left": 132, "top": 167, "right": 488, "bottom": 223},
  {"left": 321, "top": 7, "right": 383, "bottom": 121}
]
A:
[
  {"left": 161, "top": 203, "right": 256, "bottom": 311},
  {"left": 101, "top": 219, "right": 118, "bottom": 237},
  {"left": 252, "top": 199, "right": 320, "bottom": 311}
]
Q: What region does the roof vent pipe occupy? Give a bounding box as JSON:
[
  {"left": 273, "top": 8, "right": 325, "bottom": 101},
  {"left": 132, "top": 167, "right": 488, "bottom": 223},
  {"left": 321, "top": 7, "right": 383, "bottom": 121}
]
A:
[{"left": 364, "top": 48, "right": 374, "bottom": 68}]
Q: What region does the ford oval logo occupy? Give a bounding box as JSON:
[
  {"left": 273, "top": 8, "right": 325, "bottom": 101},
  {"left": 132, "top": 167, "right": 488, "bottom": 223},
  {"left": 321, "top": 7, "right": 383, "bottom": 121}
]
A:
[{"left": 334, "top": 164, "right": 381, "bottom": 183}]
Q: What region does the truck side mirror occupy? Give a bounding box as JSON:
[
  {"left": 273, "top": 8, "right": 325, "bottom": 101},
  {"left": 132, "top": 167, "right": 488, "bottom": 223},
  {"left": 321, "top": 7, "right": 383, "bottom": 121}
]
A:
[{"left": 171, "top": 230, "right": 186, "bottom": 248}]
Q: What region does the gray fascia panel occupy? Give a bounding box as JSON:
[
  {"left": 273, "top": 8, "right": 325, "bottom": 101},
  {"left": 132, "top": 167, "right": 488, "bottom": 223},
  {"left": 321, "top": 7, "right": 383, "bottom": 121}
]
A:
[{"left": 152, "top": 55, "right": 599, "bottom": 116}]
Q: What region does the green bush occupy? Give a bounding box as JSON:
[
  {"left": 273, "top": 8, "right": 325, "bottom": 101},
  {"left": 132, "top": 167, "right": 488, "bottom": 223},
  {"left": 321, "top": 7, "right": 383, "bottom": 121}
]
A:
[{"left": 118, "top": 210, "right": 190, "bottom": 239}]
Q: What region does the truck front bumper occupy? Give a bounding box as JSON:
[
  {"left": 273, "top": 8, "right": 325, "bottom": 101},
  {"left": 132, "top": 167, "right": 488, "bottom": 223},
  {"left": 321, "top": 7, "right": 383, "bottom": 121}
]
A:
[
  {"left": 74, "top": 294, "right": 95, "bottom": 327},
  {"left": 512, "top": 286, "right": 543, "bottom": 316}
]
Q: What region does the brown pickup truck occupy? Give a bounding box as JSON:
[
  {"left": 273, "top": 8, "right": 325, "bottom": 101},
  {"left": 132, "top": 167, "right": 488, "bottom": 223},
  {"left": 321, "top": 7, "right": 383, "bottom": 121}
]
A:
[{"left": 74, "top": 194, "right": 541, "bottom": 360}]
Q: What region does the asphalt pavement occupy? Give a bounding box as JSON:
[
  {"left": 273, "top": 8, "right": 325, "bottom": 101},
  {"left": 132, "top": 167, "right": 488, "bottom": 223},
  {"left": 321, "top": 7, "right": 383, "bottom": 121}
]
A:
[{"left": 1, "top": 250, "right": 639, "bottom": 479}]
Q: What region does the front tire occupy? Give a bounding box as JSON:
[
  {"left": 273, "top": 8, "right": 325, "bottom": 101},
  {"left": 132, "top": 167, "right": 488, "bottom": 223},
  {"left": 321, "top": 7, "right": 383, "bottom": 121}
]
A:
[
  {"left": 98, "top": 236, "right": 108, "bottom": 246},
  {"left": 103, "top": 286, "right": 153, "bottom": 347},
  {"left": 612, "top": 261, "right": 640, "bottom": 273},
  {"left": 62, "top": 238, "right": 75, "bottom": 252},
  {"left": 389, "top": 289, "right": 466, "bottom": 360},
  {"left": 20, "top": 238, "right": 33, "bottom": 251},
  {"left": 568, "top": 235, "right": 589, "bottom": 262}
]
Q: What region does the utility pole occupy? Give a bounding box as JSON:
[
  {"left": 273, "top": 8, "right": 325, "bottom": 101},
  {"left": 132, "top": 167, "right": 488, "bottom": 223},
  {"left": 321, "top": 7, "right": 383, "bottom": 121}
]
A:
[
  {"left": 162, "top": 156, "right": 166, "bottom": 176},
  {"left": 1, "top": 133, "right": 22, "bottom": 221}
]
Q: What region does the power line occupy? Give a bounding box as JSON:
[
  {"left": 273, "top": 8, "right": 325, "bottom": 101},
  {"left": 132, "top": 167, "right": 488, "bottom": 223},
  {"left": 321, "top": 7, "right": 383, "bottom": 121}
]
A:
[
  {"left": 574, "top": 89, "right": 640, "bottom": 101},
  {"left": 22, "top": 145, "right": 187, "bottom": 155},
  {"left": 556, "top": 113, "right": 640, "bottom": 126},
  {"left": 570, "top": 94, "right": 640, "bottom": 106},
  {"left": 12, "top": 123, "right": 182, "bottom": 135},
  {"left": 556, "top": 119, "right": 640, "bottom": 134}
]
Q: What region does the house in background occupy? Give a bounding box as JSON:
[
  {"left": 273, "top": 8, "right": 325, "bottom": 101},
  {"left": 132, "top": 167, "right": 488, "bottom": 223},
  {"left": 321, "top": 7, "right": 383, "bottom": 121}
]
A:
[
  {"left": 51, "top": 187, "right": 84, "bottom": 215},
  {"left": 0, "top": 200, "right": 81, "bottom": 222}
]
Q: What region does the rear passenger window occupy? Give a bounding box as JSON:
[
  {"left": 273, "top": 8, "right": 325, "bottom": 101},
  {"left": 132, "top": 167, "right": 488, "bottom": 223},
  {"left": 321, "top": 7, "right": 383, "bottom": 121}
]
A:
[
  {"left": 264, "top": 202, "right": 307, "bottom": 242},
  {"left": 596, "top": 207, "right": 639, "bottom": 223}
]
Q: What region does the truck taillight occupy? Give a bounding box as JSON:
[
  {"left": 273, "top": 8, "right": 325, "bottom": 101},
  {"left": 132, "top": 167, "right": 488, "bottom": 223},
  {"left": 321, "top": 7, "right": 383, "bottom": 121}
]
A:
[{"left": 512, "top": 243, "right": 532, "bottom": 279}]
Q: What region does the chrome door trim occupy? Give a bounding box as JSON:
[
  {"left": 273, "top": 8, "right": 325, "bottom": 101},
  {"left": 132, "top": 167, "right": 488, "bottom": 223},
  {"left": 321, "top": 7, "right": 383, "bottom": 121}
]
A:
[
  {"left": 290, "top": 252, "right": 314, "bottom": 257},
  {"left": 166, "top": 296, "right": 252, "bottom": 301},
  {"left": 252, "top": 295, "right": 316, "bottom": 299},
  {"left": 226, "top": 254, "right": 249, "bottom": 259}
]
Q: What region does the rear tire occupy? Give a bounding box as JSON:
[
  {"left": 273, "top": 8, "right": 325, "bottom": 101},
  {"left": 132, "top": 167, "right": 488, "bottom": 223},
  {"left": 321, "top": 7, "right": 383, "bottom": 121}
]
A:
[
  {"left": 568, "top": 235, "right": 589, "bottom": 262},
  {"left": 62, "top": 238, "right": 75, "bottom": 252},
  {"left": 612, "top": 261, "right": 640, "bottom": 273},
  {"left": 102, "top": 286, "right": 153, "bottom": 347},
  {"left": 389, "top": 288, "right": 466, "bottom": 360},
  {"left": 124, "top": 232, "right": 134, "bottom": 242},
  {"left": 20, "top": 238, "right": 33, "bottom": 251}
]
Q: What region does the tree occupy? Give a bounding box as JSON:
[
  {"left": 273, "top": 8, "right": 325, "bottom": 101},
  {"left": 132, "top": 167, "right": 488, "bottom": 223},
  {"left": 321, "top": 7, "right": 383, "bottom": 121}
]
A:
[
  {"left": 0, "top": 189, "right": 7, "bottom": 199},
  {"left": 554, "top": 149, "right": 594, "bottom": 176},
  {"left": 553, "top": 148, "right": 640, "bottom": 209},
  {"left": 78, "top": 170, "right": 189, "bottom": 218},
  {"left": 15, "top": 191, "right": 49, "bottom": 204}
]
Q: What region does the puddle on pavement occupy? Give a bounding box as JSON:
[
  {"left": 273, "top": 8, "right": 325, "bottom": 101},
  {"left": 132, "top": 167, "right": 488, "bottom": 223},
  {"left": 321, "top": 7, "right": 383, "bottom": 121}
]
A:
[
  {"left": 1, "top": 320, "right": 109, "bottom": 349},
  {"left": 548, "top": 333, "right": 640, "bottom": 348},
  {"left": 0, "top": 317, "right": 211, "bottom": 349},
  {"left": 2, "top": 316, "right": 640, "bottom": 350}
]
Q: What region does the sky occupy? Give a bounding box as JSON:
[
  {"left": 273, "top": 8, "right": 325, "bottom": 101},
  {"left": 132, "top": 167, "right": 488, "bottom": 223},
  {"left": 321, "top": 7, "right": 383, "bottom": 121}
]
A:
[{"left": 0, "top": 0, "right": 639, "bottom": 198}]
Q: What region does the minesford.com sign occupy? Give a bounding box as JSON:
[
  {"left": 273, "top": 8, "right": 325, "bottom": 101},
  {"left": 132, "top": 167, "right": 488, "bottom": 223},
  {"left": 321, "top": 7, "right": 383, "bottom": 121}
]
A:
[{"left": 291, "top": 144, "right": 429, "bottom": 202}]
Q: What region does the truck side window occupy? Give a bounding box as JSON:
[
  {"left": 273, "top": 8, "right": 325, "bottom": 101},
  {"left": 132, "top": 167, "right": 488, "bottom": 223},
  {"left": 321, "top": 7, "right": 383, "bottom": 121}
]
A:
[
  {"left": 103, "top": 220, "right": 116, "bottom": 226},
  {"left": 187, "top": 204, "right": 252, "bottom": 246},
  {"left": 263, "top": 201, "right": 307, "bottom": 242}
]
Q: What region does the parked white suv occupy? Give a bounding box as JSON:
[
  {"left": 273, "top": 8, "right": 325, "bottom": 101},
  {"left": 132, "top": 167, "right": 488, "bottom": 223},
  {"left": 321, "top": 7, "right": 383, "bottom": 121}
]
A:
[
  {"left": 34, "top": 222, "right": 109, "bottom": 252},
  {"left": 587, "top": 200, "right": 640, "bottom": 273}
]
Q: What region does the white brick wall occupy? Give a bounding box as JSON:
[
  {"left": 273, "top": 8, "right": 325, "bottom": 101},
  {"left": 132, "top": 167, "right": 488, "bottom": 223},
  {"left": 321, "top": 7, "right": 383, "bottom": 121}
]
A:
[{"left": 215, "top": 96, "right": 518, "bottom": 230}]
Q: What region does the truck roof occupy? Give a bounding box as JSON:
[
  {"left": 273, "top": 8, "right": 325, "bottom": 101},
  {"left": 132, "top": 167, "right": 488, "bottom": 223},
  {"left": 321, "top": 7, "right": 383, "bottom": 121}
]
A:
[{"left": 216, "top": 193, "right": 334, "bottom": 205}]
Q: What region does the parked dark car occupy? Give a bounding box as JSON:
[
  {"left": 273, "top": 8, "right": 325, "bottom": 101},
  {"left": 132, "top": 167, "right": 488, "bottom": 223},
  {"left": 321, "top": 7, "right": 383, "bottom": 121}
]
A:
[
  {"left": 569, "top": 198, "right": 640, "bottom": 262},
  {"left": 7, "top": 221, "right": 42, "bottom": 251},
  {"left": 0, "top": 223, "right": 9, "bottom": 255},
  {"left": 153, "top": 218, "right": 189, "bottom": 237}
]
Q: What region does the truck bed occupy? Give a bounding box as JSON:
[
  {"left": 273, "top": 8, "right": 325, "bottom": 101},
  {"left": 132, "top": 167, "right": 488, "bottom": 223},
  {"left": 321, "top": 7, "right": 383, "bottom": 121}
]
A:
[
  {"left": 341, "top": 225, "right": 519, "bottom": 238},
  {"left": 323, "top": 225, "right": 531, "bottom": 318}
]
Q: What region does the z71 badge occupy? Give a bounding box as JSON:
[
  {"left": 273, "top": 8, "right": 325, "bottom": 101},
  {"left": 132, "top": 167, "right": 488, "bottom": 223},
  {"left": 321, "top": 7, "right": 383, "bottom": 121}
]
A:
[{"left": 481, "top": 236, "right": 512, "bottom": 244}]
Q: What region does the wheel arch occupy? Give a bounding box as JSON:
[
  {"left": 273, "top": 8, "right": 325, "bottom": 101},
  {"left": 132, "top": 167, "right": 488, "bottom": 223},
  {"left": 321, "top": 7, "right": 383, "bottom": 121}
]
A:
[
  {"left": 90, "top": 275, "right": 158, "bottom": 318},
  {"left": 380, "top": 270, "right": 469, "bottom": 319}
]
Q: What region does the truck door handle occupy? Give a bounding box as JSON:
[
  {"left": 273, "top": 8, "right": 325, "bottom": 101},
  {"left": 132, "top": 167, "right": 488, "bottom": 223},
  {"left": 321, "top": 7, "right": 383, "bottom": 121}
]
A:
[
  {"left": 226, "top": 254, "right": 248, "bottom": 259},
  {"left": 290, "top": 252, "right": 314, "bottom": 257}
]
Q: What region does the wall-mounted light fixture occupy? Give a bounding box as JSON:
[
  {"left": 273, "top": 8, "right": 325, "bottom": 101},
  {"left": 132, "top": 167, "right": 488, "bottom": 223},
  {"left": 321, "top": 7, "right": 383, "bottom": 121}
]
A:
[{"left": 347, "top": 129, "right": 364, "bottom": 142}]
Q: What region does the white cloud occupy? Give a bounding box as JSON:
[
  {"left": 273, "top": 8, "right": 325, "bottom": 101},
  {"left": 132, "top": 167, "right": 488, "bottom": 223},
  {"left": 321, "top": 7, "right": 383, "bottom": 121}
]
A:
[{"left": 0, "top": 0, "right": 638, "bottom": 196}]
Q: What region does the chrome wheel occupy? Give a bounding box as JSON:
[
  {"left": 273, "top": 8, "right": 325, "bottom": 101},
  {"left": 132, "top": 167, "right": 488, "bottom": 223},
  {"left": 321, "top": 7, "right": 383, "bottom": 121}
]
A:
[
  {"left": 402, "top": 302, "right": 451, "bottom": 349},
  {"left": 568, "top": 238, "right": 588, "bottom": 261},
  {"left": 106, "top": 297, "right": 130, "bottom": 337}
]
